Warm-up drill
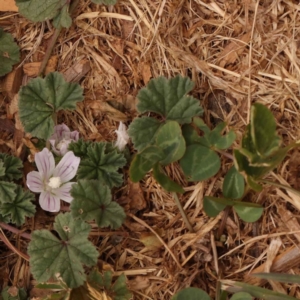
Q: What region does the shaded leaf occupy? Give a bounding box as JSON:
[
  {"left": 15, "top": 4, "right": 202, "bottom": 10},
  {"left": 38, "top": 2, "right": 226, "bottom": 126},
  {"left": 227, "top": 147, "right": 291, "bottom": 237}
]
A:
[
  {"left": 0, "top": 181, "right": 17, "bottom": 203},
  {"left": 233, "top": 202, "right": 263, "bottom": 222},
  {"left": 172, "top": 287, "right": 211, "bottom": 300},
  {"left": 223, "top": 166, "right": 244, "bottom": 199},
  {"left": 181, "top": 124, "right": 201, "bottom": 146},
  {"left": 153, "top": 163, "right": 184, "bottom": 193},
  {"left": 70, "top": 180, "right": 126, "bottom": 229},
  {"left": 0, "top": 161, "right": 5, "bottom": 177},
  {"left": 77, "top": 142, "right": 126, "bottom": 188},
  {"left": 203, "top": 196, "right": 233, "bottom": 217},
  {"left": 230, "top": 292, "right": 252, "bottom": 300},
  {"left": 28, "top": 212, "right": 98, "bottom": 288},
  {"left": 1, "top": 286, "right": 27, "bottom": 300},
  {"left": 128, "top": 117, "right": 162, "bottom": 152},
  {"left": 91, "top": 0, "right": 118, "bottom": 4},
  {"left": 0, "top": 186, "right": 35, "bottom": 226},
  {"left": 137, "top": 76, "right": 203, "bottom": 123},
  {"left": 155, "top": 121, "right": 186, "bottom": 165},
  {"left": 52, "top": 4, "right": 72, "bottom": 28},
  {"left": 0, "top": 28, "right": 20, "bottom": 77},
  {"left": 18, "top": 72, "right": 84, "bottom": 140},
  {"left": 129, "top": 146, "right": 164, "bottom": 182},
  {"left": 180, "top": 144, "right": 220, "bottom": 181},
  {"left": 0, "top": 153, "right": 23, "bottom": 181},
  {"left": 68, "top": 139, "right": 93, "bottom": 159}
]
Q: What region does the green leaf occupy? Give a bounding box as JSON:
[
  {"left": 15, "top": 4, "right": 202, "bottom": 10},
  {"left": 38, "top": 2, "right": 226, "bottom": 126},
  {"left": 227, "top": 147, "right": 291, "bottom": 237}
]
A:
[
  {"left": 128, "top": 117, "right": 162, "bottom": 152},
  {"left": 153, "top": 163, "right": 185, "bottom": 193},
  {"left": 213, "top": 130, "right": 236, "bottom": 150},
  {"left": 233, "top": 202, "right": 263, "bottom": 222},
  {"left": 18, "top": 72, "right": 84, "bottom": 140},
  {"left": 0, "top": 29, "right": 20, "bottom": 77},
  {"left": 15, "top": 0, "right": 71, "bottom": 27},
  {"left": 250, "top": 103, "right": 281, "bottom": 156},
  {"left": 91, "top": 0, "right": 118, "bottom": 4},
  {"left": 252, "top": 273, "right": 300, "bottom": 284},
  {"left": 0, "top": 153, "right": 23, "bottom": 181},
  {"left": 137, "top": 76, "right": 203, "bottom": 123},
  {"left": 193, "top": 117, "right": 211, "bottom": 135},
  {"left": 28, "top": 212, "right": 98, "bottom": 289},
  {"left": 77, "top": 142, "right": 126, "bottom": 188},
  {"left": 180, "top": 144, "right": 220, "bottom": 181},
  {"left": 0, "top": 212, "right": 11, "bottom": 223},
  {"left": 88, "top": 269, "right": 112, "bottom": 289},
  {"left": 129, "top": 146, "right": 164, "bottom": 182},
  {"left": 155, "top": 121, "right": 186, "bottom": 165},
  {"left": 223, "top": 166, "right": 244, "bottom": 199},
  {"left": 1, "top": 286, "right": 27, "bottom": 300},
  {"left": 181, "top": 124, "right": 201, "bottom": 146},
  {"left": 52, "top": 4, "right": 72, "bottom": 28},
  {"left": 112, "top": 274, "right": 132, "bottom": 300},
  {"left": 0, "top": 161, "right": 5, "bottom": 177},
  {"left": 172, "top": 287, "right": 211, "bottom": 300},
  {"left": 68, "top": 139, "right": 93, "bottom": 159},
  {"left": 230, "top": 292, "right": 252, "bottom": 300},
  {"left": 70, "top": 180, "right": 126, "bottom": 229},
  {"left": 0, "top": 186, "right": 35, "bottom": 226},
  {"left": 0, "top": 181, "right": 17, "bottom": 203},
  {"left": 203, "top": 196, "right": 233, "bottom": 217}
]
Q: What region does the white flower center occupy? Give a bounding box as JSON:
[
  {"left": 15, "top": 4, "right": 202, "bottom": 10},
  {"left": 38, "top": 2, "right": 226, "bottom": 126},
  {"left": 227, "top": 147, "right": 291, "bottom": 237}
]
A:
[
  {"left": 48, "top": 177, "right": 62, "bottom": 189},
  {"left": 56, "top": 139, "right": 70, "bottom": 150}
]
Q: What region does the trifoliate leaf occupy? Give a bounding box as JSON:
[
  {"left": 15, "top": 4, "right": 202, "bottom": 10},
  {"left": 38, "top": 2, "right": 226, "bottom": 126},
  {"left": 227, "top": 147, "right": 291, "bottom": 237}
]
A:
[
  {"left": 0, "top": 181, "right": 17, "bottom": 203},
  {"left": 180, "top": 145, "right": 220, "bottom": 181},
  {"left": 223, "top": 166, "right": 244, "bottom": 199},
  {"left": 233, "top": 202, "right": 263, "bottom": 222},
  {"left": 70, "top": 180, "right": 126, "bottom": 229},
  {"left": 28, "top": 212, "right": 98, "bottom": 289},
  {"left": 1, "top": 286, "right": 27, "bottom": 300},
  {"left": 0, "top": 186, "right": 35, "bottom": 226},
  {"left": 18, "top": 72, "right": 84, "bottom": 140},
  {"left": 52, "top": 4, "right": 72, "bottom": 28},
  {"left": 15, "top": 0, "right": 70, "bottom": 25},
  {"left": 128, "top": 117, "right": 162, "bottom": 152},
  {"left": 77, "top": 142, "right": 126, "bottom": 188},
  {"left": 181, "top": 124, "right": 202, "bottom": 146},
  {"left": 203, "top": 196, "right": 232, "bottom": 217},
  {"left": 155, "top": 121, "right": 186, "bottom": 165},
  {"left": 137, "top": 76, "right": 203, "bottom": 123},
  {"left": 91, "top": 0, "right": 118, "bottom": 4},
  {"left": 0, "top": 29, "right": 20, "bottom": 77},
  {"left": 68, "top": 139, "right": 93, "bottom": 159},
  {"left": 129, "top": 146, "right": 165, "bottom": 182},
  {"left": 0, "top": 153, "right": 23, "bottom": 181},
  {"left": 152, "top": 163, "right": 185, "bottom": 193}
]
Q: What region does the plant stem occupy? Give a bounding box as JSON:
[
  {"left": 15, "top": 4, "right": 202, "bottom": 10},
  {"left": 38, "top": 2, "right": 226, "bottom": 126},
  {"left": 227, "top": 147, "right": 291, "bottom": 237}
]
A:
[
  {"left": 38, "top": 0, "right": 80, "bottom": 76},
  {"left": 172, "top": 193, "right": 195, "bottom": 233},
  {"left": 0, "top": 222, "right": 31, "bottom": 240},
  {"left": 260, "top": 179, "right": 300, "bottom": 197}
]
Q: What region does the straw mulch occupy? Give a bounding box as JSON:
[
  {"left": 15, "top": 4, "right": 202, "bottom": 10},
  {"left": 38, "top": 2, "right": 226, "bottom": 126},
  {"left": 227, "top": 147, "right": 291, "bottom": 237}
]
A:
[{"left": 1, "top": 0, "right": 300, "bottom": 299}]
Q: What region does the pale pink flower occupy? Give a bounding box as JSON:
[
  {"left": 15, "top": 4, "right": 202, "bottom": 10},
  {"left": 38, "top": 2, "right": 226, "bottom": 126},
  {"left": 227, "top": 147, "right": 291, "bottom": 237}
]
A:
[
  {"left": 26, "top": 148, "right": 80, "bottom": 212},
  {"left": 115, "top": 122, "right": 130, "bottom": 151},
  {"left": 49, "top": 124, "right": 79, "bottom": 156}
]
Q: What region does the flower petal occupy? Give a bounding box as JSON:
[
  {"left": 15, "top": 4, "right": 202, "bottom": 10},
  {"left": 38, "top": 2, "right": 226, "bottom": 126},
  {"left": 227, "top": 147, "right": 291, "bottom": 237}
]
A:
[
  {"left": 115, "top": 122, "right": 130, "bottom": 151},
  {"left": 55, "top": 124, "right": 70, "bottom": 140},
  {"left": 70, "top": 130, "right": 79, "bottom": 141},
  {"left": 39, "top": 191, "right": 60, "bottom": 212},
  {"left": 53, "top": 151, "right": 80, "bottom": 182},
  {"left": 54, "top": 182, "right": 75, "bottom": 203},
  {"left": 26, "top": 171, "right": 44, "bottom": 192},
  {"left": 35, "top": 148, "right": 55, "bottom": 180}
]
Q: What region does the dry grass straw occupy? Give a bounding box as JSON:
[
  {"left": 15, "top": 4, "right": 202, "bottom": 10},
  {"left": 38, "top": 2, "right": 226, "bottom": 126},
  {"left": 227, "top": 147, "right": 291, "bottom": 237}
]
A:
[{"left": 1, "top": 0, "right": 300, "bottom": 298}]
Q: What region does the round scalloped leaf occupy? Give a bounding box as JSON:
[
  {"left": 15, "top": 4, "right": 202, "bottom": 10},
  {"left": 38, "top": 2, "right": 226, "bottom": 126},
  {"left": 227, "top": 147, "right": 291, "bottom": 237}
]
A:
[
  {"left": 128, "top": 117, "right": 162, "bottom": 152},
  {"left": 180, "top": 145, "right": 220, "bottom": 181},
  {"left": 70, "top": 180, "right": 126, "bottom": 229},
  {"left": 223, "top": 166, "right": 245, "bottom": 199},
  {"left": 0, "top": 29, "right": 20, "bottom": 77},
  {"left": 28, "top": 212, "right": 98, "bottom": 288},
  {"left": 18, "top": 72, "right": 84, "bottom": 140},
  {"left": 172, "top": 287, "right": 211, "bottom": 300},
  {"left": 233, "top": 203, "right": 263, "bottom": 222},
  {"left": 15, "top": 0, "right": 70, "bottom": 25},
  {"left": 155, "top": 121, "right": 186, "bottom": 165},
  {"left": 137, "top": 75, "right": 203, "bottom": 124}
]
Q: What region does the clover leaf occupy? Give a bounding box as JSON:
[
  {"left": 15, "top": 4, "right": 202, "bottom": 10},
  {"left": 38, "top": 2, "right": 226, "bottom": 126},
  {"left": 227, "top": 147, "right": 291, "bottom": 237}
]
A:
[
  {"left": 137, "top": 75, "right": 203, "bottom": 123},
  {"left": 18, "top": 72, "right": 84, "bottom": 140},
  {"left": 28, "top": 212, "right": 98, "bottom": 288},
  {"left": 0, "top": 28, "right": 20, "bottom": 77},
  {"left": 70, "top": 180, "right": 126, "bottom": 229},
  {"left": 15, "top": 0, "right": 72, "bottom": 28},
  {"left": 77, "top": 142, "right": 126, "bottom": 188},
  {"left": 0, "top": 186, "right": 35, "bottom": 226},
  {"left": 0, "top": 153, "right": 23, "bottom": 181}
]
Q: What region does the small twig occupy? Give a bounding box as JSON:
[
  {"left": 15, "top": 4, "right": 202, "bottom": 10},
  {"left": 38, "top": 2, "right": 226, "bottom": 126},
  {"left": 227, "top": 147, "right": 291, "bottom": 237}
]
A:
[
  {"left": 260, "top": 179, "right": 300, "bottom": 197},
  {"left": 38, "top": 0, "right": 80, "bottom": 76},
  {"left": 172, "top": 193, "right": 195, "bottom": 233},
  {"left": 0, "top": 228, "right": 29, "bottom": 261},
  {"left": 0, "top": 222, "right": 31, "bottom": 240}
]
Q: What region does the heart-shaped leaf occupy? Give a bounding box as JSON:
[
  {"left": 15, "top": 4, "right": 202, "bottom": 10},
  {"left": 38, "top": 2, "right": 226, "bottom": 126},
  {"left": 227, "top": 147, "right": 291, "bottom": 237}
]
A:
[
  {"left": 203, "top": 196, "right": 233, "bottom": 217},
  {"left": 233, "top": 202, "right": 263, "bottom": 222},
  {"left": 223, "top": 166, "right": 245, "bottom": 199},
  {"left": 172, "top": 287, "right": 211, "bottom": 300}
]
